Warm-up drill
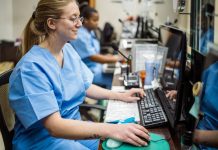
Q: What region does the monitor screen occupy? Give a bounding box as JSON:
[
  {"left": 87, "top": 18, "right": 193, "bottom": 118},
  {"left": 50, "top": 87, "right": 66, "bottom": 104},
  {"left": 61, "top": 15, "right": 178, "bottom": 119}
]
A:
[
  {"left": 191, "top": 50, "right": 205, "bottom": 84},
  {"left": 159, "top": 25, "right": 186, "bottom": 90},
  {"left": 159, "top": 25, "right": 184, "bottom": 60}
]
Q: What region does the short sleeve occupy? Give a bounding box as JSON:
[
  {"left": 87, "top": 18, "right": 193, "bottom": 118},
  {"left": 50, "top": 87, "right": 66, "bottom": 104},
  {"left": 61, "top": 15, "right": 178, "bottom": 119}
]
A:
[
  {"left": 70, "top": 29, "right": 98, "bottom": 59},
  {"left": 63, "top": 43, "right": 94, "bottom": 90},
  {"left": 80, "top": 58, "right": 94, "bottom": 89},
  {"left": 9, "top": 65, "right": 59, "bottom": 129}
]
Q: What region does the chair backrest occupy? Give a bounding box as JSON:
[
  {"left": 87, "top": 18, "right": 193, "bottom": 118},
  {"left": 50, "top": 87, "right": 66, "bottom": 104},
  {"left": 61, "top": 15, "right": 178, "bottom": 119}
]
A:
[
  {"left": 0, "top": 69, "right": 14, "bottom": 150},
  {"left": 102, "top": 22, "right": 114, "bottom": 43},
  {"left": 0, "top": 41, "right": 21, "bottom": 64}
]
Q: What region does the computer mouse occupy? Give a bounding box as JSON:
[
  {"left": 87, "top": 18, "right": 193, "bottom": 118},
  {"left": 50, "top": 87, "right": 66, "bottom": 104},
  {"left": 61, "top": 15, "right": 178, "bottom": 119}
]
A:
[
  {"left": 106, "top": 138, "right": 123, "bottom": 149},
  {"left": 143, "top": 138, "right": 150, "bottom": 146},
  {"left": 141, "top": 132, "right": 166, "bottom": 145}
]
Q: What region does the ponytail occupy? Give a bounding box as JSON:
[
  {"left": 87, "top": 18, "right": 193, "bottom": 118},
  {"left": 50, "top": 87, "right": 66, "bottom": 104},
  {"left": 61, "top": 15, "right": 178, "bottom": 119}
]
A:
[{"left": 21, "top": 17, "right": 44, "bottom": 55}]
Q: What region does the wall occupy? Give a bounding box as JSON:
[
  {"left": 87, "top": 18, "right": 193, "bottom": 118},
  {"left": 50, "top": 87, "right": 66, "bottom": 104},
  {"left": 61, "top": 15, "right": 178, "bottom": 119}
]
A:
[
  {"left": 0, "top": 0, "right": 13, "bottom": 40},
  {"left": 0, "top": 0, "right": 214, "bottom": 43},
  {"left": 0, "top": 0, "right": 37, "bottom": 40},
  {"left": 96, "top": 0, "right": 143, "bottom": 36},
  {"left": 13, "top": 0, "right": 38, "bottom": 39},
  {"left": 96, "top": 0, "right": 189, "bottom": 37},
  {"left": 148, "top": 2, "right": 177, "bottom": 28}
]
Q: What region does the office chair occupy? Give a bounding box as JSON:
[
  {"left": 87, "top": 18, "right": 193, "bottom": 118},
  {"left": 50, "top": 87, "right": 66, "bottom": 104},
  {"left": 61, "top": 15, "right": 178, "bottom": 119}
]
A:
[
  {"left": 80, "top": 103, "right": 106, "bottom": 122},
  {"left": 0, "top": 40, "right": 21, "bottom": 65},
  {"left": 94, "top": 23, "right": 118, "bottom": 55},
  {"left": 0, "top": 69, "right": 105, "bottom": 150},
  {"left": 0, "top": 69, "right": 14, "bottom": 150}
]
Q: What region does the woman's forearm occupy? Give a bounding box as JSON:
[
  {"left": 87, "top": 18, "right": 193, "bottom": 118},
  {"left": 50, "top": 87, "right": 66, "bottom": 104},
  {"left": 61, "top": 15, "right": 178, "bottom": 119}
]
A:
[
  {"left": 193, "top": 130, "right": 218, "bottom": 148},
  {"left": 43, "top": 112, "right": 112, "bottom": 140},
  {"left": 86, "top": 84, "right": 122, "bottom": 100},
  {"left": 43, "top": 112, "right": 150, "bottom": 146},
  {"left": 90, "top": 54, "right": 118, "bottom": 63}
]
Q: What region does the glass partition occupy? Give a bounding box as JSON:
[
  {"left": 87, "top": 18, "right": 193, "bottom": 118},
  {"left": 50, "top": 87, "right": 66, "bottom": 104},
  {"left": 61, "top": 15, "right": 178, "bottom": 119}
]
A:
[{"left": 190, "top": 0, "right": 215, "bottom": 55}]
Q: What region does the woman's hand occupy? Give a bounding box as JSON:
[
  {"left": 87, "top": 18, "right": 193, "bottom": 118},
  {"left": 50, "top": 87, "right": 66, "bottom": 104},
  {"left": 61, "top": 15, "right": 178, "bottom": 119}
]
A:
[
  {"left": 119, "top": 88, "right": 145, "bottom": 102},
  {"left": 107, "top": 123, "right": 150, "bottom": 146}
]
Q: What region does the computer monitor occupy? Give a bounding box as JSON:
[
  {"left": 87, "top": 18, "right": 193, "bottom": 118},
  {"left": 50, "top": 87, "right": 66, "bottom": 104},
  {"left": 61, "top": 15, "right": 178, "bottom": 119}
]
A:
[
  {"left": 157, "top": 25, "right": 187, "bottom": 128},
  {"left": 182, "top": 43, "right": 218, "bottom": 131},
  {"left": 188, "top": 44, "right": 218, "bottom": 111}
]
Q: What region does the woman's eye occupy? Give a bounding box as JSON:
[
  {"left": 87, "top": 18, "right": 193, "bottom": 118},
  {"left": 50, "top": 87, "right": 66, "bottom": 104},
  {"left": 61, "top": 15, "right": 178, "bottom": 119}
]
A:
[{"left": 70, "top": 18, "right": 76, "bottom": 21}]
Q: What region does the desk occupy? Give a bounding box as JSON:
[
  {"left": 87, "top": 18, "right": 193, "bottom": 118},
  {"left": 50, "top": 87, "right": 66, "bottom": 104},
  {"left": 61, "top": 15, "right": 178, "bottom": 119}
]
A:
[{"left": 99, "top": 72, "right": 181, "bottom": 150}]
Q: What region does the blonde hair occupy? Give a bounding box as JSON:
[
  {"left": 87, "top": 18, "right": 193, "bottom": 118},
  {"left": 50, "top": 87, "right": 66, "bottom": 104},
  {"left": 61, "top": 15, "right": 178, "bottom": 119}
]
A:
[{"left": 22, "top": 0, "right": 77, "bottom": 55}]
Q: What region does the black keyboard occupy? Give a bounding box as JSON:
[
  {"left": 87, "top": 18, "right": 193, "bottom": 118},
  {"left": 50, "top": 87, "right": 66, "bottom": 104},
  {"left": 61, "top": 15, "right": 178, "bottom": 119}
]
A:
[
  {"left": 137, "top": 88, "right": 167, "bottom": 128},
  {"left": 156, "top": 89, "right": 176, "bottom": 111}
]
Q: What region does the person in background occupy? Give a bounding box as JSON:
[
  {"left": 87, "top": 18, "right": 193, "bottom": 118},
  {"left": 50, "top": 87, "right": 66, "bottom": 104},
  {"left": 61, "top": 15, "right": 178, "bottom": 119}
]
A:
[
  {"left": 193, "top": 58, "right": 218, "bottom": 149},
  {"left": 70, "top": 7, "right": 123, "bottom": 89},
  {"left": 9, "top": 0, "right": 149, "bottom": 149},
  {"left": 199, "top": 3, "right": 214, "bottom": 55}
]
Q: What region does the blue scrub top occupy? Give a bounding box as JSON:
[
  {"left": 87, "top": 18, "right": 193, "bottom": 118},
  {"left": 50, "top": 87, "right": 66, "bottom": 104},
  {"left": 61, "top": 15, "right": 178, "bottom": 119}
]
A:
[
  {"left": 70, "top": 26, "right": 113, "bottom": 89},
  {"left": 197, "top": 62, "right": 218, "bottom": 150},
  {"left": 69, "top": 26, "right": 101, "bottom": 74},
  {"left": 200, "top": 27, "right": 214, "bottom": 55},
  {"left": 198, "top": 62, "right": 218, "bottom": 130},
  {"left": 9, "top": 43, "right": 97, "bottom": 149}
]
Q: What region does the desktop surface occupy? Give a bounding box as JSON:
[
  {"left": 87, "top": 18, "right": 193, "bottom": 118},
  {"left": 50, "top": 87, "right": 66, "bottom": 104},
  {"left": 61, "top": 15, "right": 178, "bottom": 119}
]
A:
[
  {"left": 118, "top": 35, "right": 186, "bottom": 129},
  {"left": 103, "top": 72, "right": 180, "bottom": 150},
  {"left": 102, "top": 34, "right": 189, "bottom": 149}
]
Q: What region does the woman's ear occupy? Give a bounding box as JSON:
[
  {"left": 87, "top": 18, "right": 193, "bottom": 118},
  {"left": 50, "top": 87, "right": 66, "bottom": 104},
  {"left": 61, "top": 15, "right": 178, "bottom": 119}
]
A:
[{"left": 47, "top": 18, "right": 56, "bottom": 30}]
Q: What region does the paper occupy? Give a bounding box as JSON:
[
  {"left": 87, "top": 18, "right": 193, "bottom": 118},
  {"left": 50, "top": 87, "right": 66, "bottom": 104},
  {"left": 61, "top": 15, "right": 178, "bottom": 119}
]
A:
[
  {"left": 189, "top": 96, "right": 200, "bottom": 119},
  {"left": 104, "top": 100, "right": 140, "bottom": 122},
  {"left": 112, "top": 86, "right": 125, "bottom": 92}
]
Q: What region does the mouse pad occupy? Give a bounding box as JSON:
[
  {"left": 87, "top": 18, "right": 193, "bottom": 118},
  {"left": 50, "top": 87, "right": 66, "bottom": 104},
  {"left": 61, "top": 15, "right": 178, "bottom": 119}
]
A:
[{"left": 102, "top": 133, "right": 170, "bottom": 150}]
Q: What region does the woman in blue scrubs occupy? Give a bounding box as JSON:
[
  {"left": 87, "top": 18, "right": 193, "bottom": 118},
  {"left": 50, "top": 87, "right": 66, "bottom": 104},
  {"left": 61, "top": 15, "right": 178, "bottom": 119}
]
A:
[
  {"left": 9, "top": 0, "right": 149, "bottom": 149},
  {"left": 193, "top": 61, "right": 218, "bottom": 149},
  {"left": 70, "top": 7, "right": 122, "bottom": 89}
]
